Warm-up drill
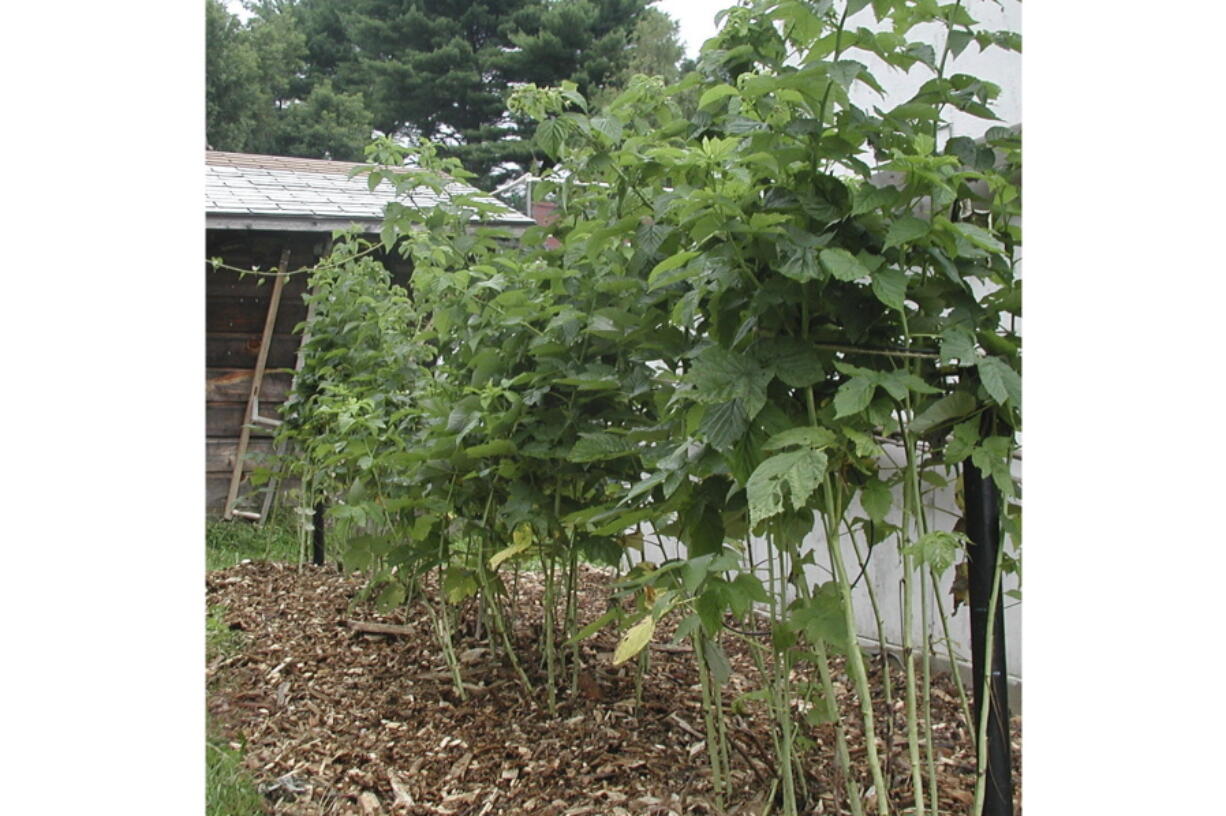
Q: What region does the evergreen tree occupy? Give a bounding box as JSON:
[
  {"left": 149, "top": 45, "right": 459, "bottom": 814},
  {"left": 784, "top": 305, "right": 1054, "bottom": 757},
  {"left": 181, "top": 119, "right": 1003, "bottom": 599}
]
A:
[
  {"left": 293, "top": 0, "right": 656, "bottom": 187},
  {"left": 205, "top": 0, "right": 373, "bottom": 160},
  {"left": 208, "top": 0, "right": 686, "bottom": 184},
  {"left": 205, "top": 0, "right": 269, "bottom": 150}
]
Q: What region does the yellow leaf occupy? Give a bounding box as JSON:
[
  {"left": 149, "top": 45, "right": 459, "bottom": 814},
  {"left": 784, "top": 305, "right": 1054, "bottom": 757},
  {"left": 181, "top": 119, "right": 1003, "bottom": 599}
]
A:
[{"left": 612, "top": 616, "right": 656, "bottom": 666}]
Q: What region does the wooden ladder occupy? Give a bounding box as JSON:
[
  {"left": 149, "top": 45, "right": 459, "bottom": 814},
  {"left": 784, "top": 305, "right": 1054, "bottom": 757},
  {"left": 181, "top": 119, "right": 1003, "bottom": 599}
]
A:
[{"left": 223, "top": 249, "right": 290, "bottom": 521}]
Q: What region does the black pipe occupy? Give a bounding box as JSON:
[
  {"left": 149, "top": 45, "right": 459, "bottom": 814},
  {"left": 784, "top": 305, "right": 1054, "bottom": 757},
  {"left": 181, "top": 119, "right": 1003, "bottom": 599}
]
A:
[
  {"left": 963, "top": 457, "right": 1014, "bottom": 816},
  {"left": 312, "top": 501, "right": 326, "bottom": 566}
]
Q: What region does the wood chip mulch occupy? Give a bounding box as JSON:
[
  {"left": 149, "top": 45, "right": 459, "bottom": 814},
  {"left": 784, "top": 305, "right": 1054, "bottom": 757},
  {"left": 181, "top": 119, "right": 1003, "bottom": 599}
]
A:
[{"left": 207, "top": 561, "right": 1021, "bottom": 815}]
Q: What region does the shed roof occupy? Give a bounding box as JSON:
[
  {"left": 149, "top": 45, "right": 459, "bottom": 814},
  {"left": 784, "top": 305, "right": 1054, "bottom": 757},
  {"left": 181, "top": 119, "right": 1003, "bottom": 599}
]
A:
[{"left": 205, "top": 151, "right": 533, "bottom": 233}]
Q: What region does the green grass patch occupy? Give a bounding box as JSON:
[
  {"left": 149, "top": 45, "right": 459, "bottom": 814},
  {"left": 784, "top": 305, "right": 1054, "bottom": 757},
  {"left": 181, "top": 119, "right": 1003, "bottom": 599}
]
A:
[
  {"left": 206, "top": 734, "right": 265, "bottom": 816},
  {"left": 207, "top": 604, "right": 264, "bottom": 813},
  {"left": 206, "top": 604, "right": 243, "bottom": 663},
  {"left": 207, "top": 511, "right": 301, "bottom": 571}
]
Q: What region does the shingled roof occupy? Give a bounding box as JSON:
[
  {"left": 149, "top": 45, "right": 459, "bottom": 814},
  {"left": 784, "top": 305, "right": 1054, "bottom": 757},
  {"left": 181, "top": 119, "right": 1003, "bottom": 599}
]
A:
[{"left": 205, "top": 151, "right": 533, "bottom": 232}]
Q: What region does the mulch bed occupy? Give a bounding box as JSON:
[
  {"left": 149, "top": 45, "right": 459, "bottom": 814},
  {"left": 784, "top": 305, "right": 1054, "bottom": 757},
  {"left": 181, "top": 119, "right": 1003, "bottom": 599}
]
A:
[{"left": 207, "top": 561, "right": 1021, "bottom": 815}]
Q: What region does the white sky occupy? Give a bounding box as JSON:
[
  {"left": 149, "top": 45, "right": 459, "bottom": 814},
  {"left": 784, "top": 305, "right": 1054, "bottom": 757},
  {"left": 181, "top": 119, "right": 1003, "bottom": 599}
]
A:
[{"left": 651, "top": 0, "right": 725, "bottom": 58}]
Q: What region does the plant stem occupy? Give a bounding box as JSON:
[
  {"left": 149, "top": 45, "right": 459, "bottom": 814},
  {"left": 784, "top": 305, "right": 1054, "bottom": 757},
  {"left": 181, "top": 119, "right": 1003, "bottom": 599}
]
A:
[{"left": 821, "top": 478, "right": 890, "bottom": 816}]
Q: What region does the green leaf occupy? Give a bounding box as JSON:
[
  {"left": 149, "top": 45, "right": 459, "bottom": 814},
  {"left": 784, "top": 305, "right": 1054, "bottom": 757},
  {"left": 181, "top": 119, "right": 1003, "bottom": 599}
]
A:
[
  {"left": 732, "top": 572, "right": 769, "bottom": 605},
  {"left": 747, "top": 449, "right": 828, "bottom": 528},
  {"left": 760, "top": 336, "right": 825, "bottom": 388},
  {"left": 820, "top": 248, "right": 869, "bottom": 282},
  {"left": 568, "top": 432, "right": 634, "bottom": 463},
  {"left": 682, "top": 554, "right": 716, "bottom": 595},
  {"left": 804, "top": 694, "right": 838, "bottom": 725},
  {"left": 828, "top": 60, "right": 861, "bottom": 91},
  {"left": 947, "top": 29, "right": 974, "bottom": 57},
  {"left": 648, "top": 250, "right": 701, "bottom": 289},
  {"left": 977, "top": 356, "right": 1021, "bottom": 407},
  {"left": 834, "top": 376, "right": 876, "bottom": 418},
  {"left": 698, "top": 83, "right": 740, "bottom": 110},
  {"left": 565, "top": 607, "right": 621, "bottom": 646},
  {"left": 860, "top": 478, "right": 892, "bottom": 524},
  {"left": 763, "top": 426, "right": 837, "bottom": 452},
  {"left": 951, "top": 221, "right": 1005, "bottom": 254},
  {"left": 945, "top": 420, "right": 979, "bottom": 464},
  {"left": 613, "top": 615, "right": 656, "bottom": 665},
  {"left": 905, "top": 530, "right": 965, "bottom": 576},
  {"left": 704, "top": 638, "right": 733, "bottom": 686},
  {"left": 910, "top": 391, "right": 977, "bottom": 435},
  {"left": 871, "top": 267, "right": 907, "bottom": 310},
  {"left": 695, "top": 588, "right": 724, "bottom": 636},
  {"left": 794, "top": 582, "right": 850, "bottom": 652},
  {"left": 462, "top": 439, "right": 517, "bottom": 458},
  {"left": 698, "top": 400, "right": 749, "bottom": 452},
  {"left": 442, "top": 566, "right": 478, "bottom": 604},
  {"left": 884, "top": 216, "right": 931, "bottom": 249},
  {"left": 375, "top": 581, "right": 407, "bottom": 613},
  {"left": 534, "top": 117, "right": 571, "bottom": 159},
  {"left": 687, "top": 346, "right": 773, "bottom": 418},
  {"left": 852, "top": 183, "right": 899, "bottom": 215},
  {"left": 940, "top": 326, "right": 978, "bottom": 365}
]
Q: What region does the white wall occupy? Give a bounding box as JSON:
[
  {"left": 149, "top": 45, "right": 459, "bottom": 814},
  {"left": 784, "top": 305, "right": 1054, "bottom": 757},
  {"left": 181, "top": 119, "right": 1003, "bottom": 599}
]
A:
[
  {"left": 847, "top": 0, "right": 1021, "bottom": 143},
  {"left": 630, "top": 442, "right": 1022, "bottom": 696}
]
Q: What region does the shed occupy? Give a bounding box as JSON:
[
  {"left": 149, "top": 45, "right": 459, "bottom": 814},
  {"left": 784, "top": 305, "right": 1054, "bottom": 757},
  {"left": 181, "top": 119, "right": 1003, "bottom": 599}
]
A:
[{"left": 205, "top": 151, "right": 533, "bottom": 517}]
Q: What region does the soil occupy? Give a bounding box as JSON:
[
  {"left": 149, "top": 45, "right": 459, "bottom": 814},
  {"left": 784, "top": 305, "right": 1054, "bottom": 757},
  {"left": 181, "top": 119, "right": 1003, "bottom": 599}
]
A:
[{"left": 207, "top": 561, "right": 1021, "bottom": 815}]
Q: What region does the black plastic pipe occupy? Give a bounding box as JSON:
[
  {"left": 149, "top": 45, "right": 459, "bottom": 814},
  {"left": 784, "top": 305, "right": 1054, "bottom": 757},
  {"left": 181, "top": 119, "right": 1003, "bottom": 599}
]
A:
[
  {"left": 312, "top": 501, "right": 326, "bottom": 566},
  {"left": 963, "top": 457, "right": 1014, "bottom": 816}
]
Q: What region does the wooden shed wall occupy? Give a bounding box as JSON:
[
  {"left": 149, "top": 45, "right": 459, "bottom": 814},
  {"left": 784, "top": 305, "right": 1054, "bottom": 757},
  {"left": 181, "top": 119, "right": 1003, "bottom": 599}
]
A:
[{"left": 205, "top": 229, "right": 324, "bottom": 515}]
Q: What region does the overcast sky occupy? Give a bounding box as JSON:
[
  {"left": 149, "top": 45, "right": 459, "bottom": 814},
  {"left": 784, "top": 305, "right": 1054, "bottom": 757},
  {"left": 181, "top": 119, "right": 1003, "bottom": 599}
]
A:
[{"left": 652, "top": 0, "right": 723, "bottom": 58}]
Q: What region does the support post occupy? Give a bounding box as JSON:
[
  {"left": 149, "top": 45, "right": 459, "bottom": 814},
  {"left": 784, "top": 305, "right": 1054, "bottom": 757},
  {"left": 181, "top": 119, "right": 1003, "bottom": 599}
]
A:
[
  {"left": 963, "top": 456, "right": 1014, "bottom": 816},
  {"left": 312, "top": 501, "right": 326, "bottom": 566}
]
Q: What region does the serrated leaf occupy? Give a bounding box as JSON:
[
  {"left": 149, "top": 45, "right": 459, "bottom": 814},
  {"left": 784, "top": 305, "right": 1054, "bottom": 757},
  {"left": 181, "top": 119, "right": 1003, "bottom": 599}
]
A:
[
  {"left": 442, "top": 566, "right": 478, "bottom": 604},
  {"left": 794, "top": 582, "right": 850, "bottom": 652},
  {"left": 905, "top": 531, "right": 965, "bottom": 577},
  {"left": 568, "top": 432, "right": 634, "bottom": 463},
  {"left": 698, "top": 83, "right": 740, "bottom": 110},
  {"left": 704, "top": 638, "right": 732, "bottom": 687},
  {"left": 852, "top": 183, "right": 899, "bottom": 215},
  {"left": 463, "top": 439, "right": 517, "bottom": 457},
  {"left": 884, "top": 216, "right": 931, "bottom": 249},
  {"left": 871, "top": 266, "right": 907, "bottom": 310},
  {"left": 699, "top": 400, "right": 749, "bottom": 452},
  {"left": 590, "top": 115, "right": 623, "bottom": 142},
  {"left": 687, "top": 346, "right": 773, "bottom": 416},
  {"left": 910, "top": 391, "right": 977, "bottom": 436},
  {"left": 940, "top": 326, "right": 978, "bottom": 365},
  {"left": 695, "top": 588, "right": 724, "bottom": 636},
  {"left": 648, "top": 250, "right": 701, "bottom": 289},
  {"left": 763, "top": 426, "right": 837, "bottom": 452},
  {"left": 977, "top": 356, "right": 1021, "bottom": 407},
  {"left": 945, "top": 420, "right": 979, "bottom": 464},
  {"left": 834, "top": 376, "right": 876, "bottom": 418},
  {"left": 947, "top": 29, "right": 974, "bottom": 57},
  {"left": 613, "top": 615, "right": 656, "bottom": 665},
  {"left": 951, "top": 221, "right": 1005, "bottom": 254},
  {"left": 820, "top": 248, "right": 869, "bottom": 281},
  {"left": 860, "top": 478, "right": 892, "bottom": 523},
  {"left": 760, "top": 335, "right": 825, "bottom": 387},
  {"left": 375, "top": 581, "right": 407, "bottom": 612},
  {"left": 747, "top": 449, "right": 828, "bottom": 527}
]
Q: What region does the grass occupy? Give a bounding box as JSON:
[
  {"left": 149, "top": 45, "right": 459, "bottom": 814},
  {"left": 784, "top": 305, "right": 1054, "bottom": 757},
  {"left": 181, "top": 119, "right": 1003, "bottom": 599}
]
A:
[
  {"left": 207, "top": 511, "right": 301, "bottom": 572},
  {"left": 207, "top": 735, "right": 265, "bottom": 816},
  {"left": 207, "top": 599, "right": 266, "bottom": 814}
]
